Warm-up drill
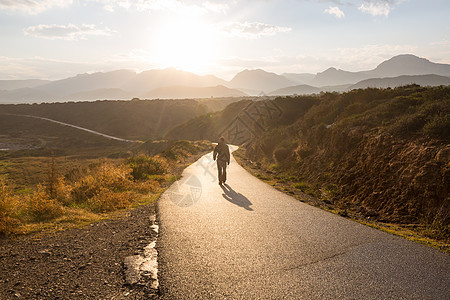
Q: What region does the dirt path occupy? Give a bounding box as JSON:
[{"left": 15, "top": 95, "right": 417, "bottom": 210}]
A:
[{"left": 0, "top": 204, "right": 158, "bottom": 299}]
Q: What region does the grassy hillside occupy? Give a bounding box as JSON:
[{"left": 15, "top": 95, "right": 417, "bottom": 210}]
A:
[
  {"left": 238, "top": 85, "right": 449, "bottom": 249},
  {"left": 165, "top": 96, "right": 318, "bottom": 141},
  {"left": 165, "top": 100, "right": 252, "bottom": 141},
  {"left": 0, "top": 98, "right": 240, "bottom": 140}
]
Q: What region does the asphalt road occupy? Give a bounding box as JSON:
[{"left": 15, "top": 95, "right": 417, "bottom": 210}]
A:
[{"left": 157, "top": 148, "right": 449, "bottom": 299}]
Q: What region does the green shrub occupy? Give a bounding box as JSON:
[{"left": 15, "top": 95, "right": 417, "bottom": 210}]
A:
[
  {"left": 273, "top": 147, "right": 291, "bottom": 164},
  {"left": 161, "top": 140, "right": 204, "bottom": 161},
  {"left": 128, "top": 155, "right": 167, "bottom": 180},
  {"left": 423, "top": 114, "right": 450, "bottom": 139},
  {"left": 389, "top": 113, "right": 426, "bottom": 136}
]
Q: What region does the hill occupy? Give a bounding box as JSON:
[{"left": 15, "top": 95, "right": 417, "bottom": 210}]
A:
[
  {"left": 237, "top": 85, "right": 449, "bottom": 245},
  {"left": 165, "top": 96, "right": 318, "bottom": 143},
  {"left": 310, "top": 67, "right": 369, "bottom": 86},
  {"left": 0, "top": 69, "right": 228, "bottom": 103},
  {"left": 35, "top": 69, "right": 137, "bottom": 97},
  {"left": 228, "top": 69, "right": 296, "bottom": 94},
  {"left": 0, "top": 114, "right": 131, "bottom": 158},
  {"left": 65, "top": 88, "right": 134, "bottom": 101},
  {"left": 268, "top": 84, "right": 350, "bottom": 96},
  {"left": 372, "top": 54, "right": 450, "bottom": 77},
  {"left": 0, "top": 87, "right": 55, "bottom": 104},
  {"left": 308, "top": 54, "right": 450, "bottom": 86},
  {"left": 0, "top": 79, "right": 50, "bottom": 91},
  {"left": 143, "top": 85, "right": 247, "bottom": 99},
  {"left": 122, "top": 68, "right": 227, "bottom": 95},
  {"left": 268, "top": 84, "right": 321, "bottom": 96},
  {"left": 0, "top": 99, "right": 212, "bottom": 140},
  {"left": 282, "top": 73, "right": 315, "bottom": 84},
  {"left": 0, "top": 96, "right": 250, "bottom": 140},
  {"left": 349, "top": 74, "right": 450, "bottom": 90}
]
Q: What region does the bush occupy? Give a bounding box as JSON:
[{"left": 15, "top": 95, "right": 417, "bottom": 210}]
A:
[
  {"left": 389, "top": 113, "right": 426, "bottom": 136},
  {"left": 273, "top": 147, "right": 291, "bottom": 164},
  {"left": 71, "top": 161, "right": 132, "bottom": 204},
  {"left": 25, "top": 185, "right": 64, "bottom": 222},
  {"left": 161, "top": 140, "right": 203, "bottom": 161},
  {"left": 423, "top": 114, "right": 450, "bottom": 139},
  {"left": 53, "top": 177, "right": 72, "bottom": 205},
  {"left": 87, "top": 187, "right": 136, "bottom": 213},
  {"left": 0, "top": 178, "right": 21, "bottom": 235},
  {"left": 71, "top": 175, "right": 99, "bottom": 204},
  {"left": 128, "top": 155, "right": 167, "bottom": 180}
]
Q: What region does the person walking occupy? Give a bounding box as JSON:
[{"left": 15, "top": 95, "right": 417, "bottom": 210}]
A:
[{"left": 213, "top": 137, "right": 230, "bottom": 185}]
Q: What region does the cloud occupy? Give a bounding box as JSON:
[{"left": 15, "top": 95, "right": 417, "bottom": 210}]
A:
[
  {"left": 0, "top": 54, "right": 158, "bottom": 80},
  {"left": 223, "top": 22, "right": 291, "bottom": 39},
  {"left": 430, "top": 39, "right": 450, "bottom": 47},
  {"left": 324, "top": 6, "right": 345, "bottom": 18},
  {"left": 0, "top": 56, "right": 92, "bottom": 80},
  {"left": 23, "top": 24, "right": 115, "bottom": 41},
  {"left": 89, "top": 0, "right": 228, "bottom": 15},
  {"left": 357, "top": 0, "right": 406, "bottom": 17},
  {"left": 202, "top": 1, "right": 228, "bottom": 14},
  {"left": 358, "top": 1, "right": 390, "bottom": 16},
  {"left": 334, "top": 43, "right": 419, "bottom": 69},
  {"left": 0, "top": 0, "right": 72, "bottom": 15}
]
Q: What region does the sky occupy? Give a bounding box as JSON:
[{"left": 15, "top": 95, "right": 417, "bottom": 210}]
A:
[{"left": 0, "top": 0, "right": 449, "bottom": 81}]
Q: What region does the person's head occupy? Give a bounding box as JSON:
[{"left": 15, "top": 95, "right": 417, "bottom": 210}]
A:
[{"left": 219, "top": 137, "right": 225, "bottom": 143}]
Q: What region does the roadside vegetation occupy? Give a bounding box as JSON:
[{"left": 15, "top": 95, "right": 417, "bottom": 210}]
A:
[
  {"left": 238, "top": 85, "right": 449, "bottom": 251},
  {"left": 0, "top": 140, "right": 212, "bottom": 236}
]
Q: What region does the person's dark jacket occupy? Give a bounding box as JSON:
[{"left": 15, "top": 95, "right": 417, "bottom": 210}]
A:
[{"left": 213, "top": 142, "right": 230, "bottom": 164}]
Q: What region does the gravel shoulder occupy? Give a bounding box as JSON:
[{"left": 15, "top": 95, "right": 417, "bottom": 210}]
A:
[{"left": 0, "top": 203, "right": 158, "bottom": 299}]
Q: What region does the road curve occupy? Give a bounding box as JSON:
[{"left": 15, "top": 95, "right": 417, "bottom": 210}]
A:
[
  {"left": 157, "top": 148, "right": 449, "bottom": 299},
  {"left": 3, "top": 114, "right": 138, "bottom": 143}
]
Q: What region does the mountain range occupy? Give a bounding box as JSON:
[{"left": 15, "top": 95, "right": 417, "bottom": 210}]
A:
[{"left": 0, "top": 54, "right": 449, "bottom": 104}]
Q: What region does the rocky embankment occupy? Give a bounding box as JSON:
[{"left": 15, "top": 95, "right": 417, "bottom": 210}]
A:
[{"left": 295, "top": 129, "right": 449, "bottom": 225}]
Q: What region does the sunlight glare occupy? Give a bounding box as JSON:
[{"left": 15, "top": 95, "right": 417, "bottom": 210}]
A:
[{"left": 152, "top": 17, "right": 218, "bottom": 73}]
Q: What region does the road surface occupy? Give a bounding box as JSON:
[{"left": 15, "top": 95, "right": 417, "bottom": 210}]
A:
[{"left": 157, "top": 148, "right": 449, "bottom": 299}]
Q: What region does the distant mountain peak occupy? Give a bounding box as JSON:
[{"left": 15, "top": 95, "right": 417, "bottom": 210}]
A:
[
  {"left": 229, "top": 68, "right": 295, "bottom": 93},
  {"left": 373, "top": 53, "right": 450, "bottom": 77},
  {"left": 376, "top": 54, "right": 430, "bottom": 67},
  {"left": 385, "top": 53, "right": 428, "bottom": 61},
  {"left": 238, "top": 69, "right": 273, "bottom": 75}
]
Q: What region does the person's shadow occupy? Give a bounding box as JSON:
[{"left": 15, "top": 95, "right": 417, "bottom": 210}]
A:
[{"left": 220, "top": 184, "right": 253, "bottom": 211}]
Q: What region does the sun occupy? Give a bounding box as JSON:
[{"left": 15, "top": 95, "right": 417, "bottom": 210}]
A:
[{"left": 152, "top": 17, "right": 218, "bottom": 73}]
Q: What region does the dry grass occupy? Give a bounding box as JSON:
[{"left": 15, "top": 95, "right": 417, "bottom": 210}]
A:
[
  {"left": 0, "top": 178, "right": 21, "bottom": 235},
  {"left": 0, "top": 140, "right": 212, "bottom": 237}
]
